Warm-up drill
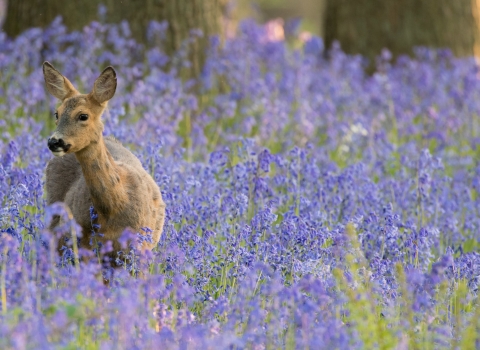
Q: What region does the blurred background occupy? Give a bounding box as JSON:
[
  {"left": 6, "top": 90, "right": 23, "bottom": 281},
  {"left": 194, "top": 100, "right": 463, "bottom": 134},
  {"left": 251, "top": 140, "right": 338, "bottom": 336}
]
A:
[{"left": 1, "top": 0, "right": 480, "bottom": 76}]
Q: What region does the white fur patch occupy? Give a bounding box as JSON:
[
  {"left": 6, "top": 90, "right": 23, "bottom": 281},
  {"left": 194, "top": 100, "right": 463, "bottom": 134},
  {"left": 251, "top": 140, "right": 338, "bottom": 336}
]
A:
[{"left": 52, "top": 150, "right": 66, "bottom": 157}]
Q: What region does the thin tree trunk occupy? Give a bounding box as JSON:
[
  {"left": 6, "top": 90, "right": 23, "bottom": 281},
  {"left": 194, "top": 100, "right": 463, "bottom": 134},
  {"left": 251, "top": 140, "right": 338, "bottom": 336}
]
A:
[
  {"left": 324, "top": 0, "right": 480, "bottom": 65},
  {"left": 0, "top": 0, "right": 7, "bottom": 29}
]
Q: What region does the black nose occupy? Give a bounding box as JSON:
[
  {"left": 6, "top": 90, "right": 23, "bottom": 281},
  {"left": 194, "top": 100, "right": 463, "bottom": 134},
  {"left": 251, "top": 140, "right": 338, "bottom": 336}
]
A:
[{"left": 47, "top": 137, "right": 65, "bottom": 151}]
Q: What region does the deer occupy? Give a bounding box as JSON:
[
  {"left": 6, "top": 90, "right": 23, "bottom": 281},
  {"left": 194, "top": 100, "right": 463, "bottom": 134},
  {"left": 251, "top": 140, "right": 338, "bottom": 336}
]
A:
[{"left": 43, "top": 61, "right": 165, "bottom": 266}]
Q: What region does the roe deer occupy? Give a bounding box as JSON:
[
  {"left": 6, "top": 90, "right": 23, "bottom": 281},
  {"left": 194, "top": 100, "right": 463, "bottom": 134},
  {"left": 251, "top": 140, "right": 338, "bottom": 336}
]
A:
[{"left": 43, "top": 62, "right": 165, "bottom": 261}]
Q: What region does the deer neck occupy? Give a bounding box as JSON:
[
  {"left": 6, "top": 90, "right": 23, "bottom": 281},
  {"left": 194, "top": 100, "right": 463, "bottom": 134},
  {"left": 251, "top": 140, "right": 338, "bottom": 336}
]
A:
[{"left": 75, "top": 137, "right": 127, "bottom": 217}]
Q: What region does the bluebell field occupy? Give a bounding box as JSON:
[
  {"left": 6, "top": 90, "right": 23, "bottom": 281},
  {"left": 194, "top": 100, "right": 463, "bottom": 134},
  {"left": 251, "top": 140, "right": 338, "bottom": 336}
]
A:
[{"left": 1, "top": 17, "right": 480, "bottom": 349}]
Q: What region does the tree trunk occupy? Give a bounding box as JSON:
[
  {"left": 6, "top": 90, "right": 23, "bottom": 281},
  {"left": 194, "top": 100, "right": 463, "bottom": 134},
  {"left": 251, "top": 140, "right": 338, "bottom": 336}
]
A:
[
  {"left": 4, "top": 0, "right": 225, "bottom": 78},
  {"left": 324, "top": 0, "right": 480, "bottom": 66}
]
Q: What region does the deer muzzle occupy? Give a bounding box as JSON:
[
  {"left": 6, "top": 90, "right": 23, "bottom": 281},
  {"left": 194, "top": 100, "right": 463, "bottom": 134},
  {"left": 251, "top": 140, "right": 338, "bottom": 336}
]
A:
[{"left": 47, "top": 136, "right": 71, "bottom": 156}]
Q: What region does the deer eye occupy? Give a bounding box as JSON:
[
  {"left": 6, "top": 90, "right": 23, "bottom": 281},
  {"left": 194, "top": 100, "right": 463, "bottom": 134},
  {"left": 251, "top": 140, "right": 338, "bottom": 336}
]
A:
[
  {"left": 79, "top": 114, "right": 89, "bottom": 121},
  {"left": 54, "top": 112, "right": 58, "bottom": 120}
]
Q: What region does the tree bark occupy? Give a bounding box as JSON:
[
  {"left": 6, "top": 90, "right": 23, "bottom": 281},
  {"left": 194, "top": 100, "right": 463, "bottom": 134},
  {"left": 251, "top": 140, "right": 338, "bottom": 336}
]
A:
[
  {"left": 4, "top": 0, "right": 225, "bottom": 78},
  {"left": 324, "top": 0, "right": 480, "bottom": 65}
]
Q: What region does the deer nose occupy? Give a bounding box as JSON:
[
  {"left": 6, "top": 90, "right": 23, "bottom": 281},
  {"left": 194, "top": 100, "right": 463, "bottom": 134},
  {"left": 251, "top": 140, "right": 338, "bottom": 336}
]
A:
[{"left": 47, "top": 137, "right": 65, "bottom": 151}]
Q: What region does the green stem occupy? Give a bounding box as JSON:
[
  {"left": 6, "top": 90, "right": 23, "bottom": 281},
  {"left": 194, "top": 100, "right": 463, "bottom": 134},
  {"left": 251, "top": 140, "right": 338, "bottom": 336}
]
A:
[{"left": 1, "top": 246, "right": 8, "bottom": 316}]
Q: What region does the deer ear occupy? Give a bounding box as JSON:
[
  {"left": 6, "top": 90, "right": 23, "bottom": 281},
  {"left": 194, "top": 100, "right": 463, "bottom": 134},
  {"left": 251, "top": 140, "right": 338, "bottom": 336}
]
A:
[
  {"left": 91, "top": 67, "right": 117, "bottom": 104},
  {"left": 42, "top": 61, "right": 78, "bottom": 100}
]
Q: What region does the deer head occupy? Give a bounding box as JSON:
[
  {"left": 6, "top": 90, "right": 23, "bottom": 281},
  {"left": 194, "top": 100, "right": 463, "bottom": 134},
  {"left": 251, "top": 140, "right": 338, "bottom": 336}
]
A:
[{"left": 43, "top": 62, "right": 117, "bottom": 156}]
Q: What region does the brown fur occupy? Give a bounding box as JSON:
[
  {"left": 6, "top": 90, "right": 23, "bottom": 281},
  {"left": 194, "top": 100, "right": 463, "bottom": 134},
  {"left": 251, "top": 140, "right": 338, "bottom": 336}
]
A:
[{"left": 43, "top": 62, "right": 165, "bottom": 257}]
